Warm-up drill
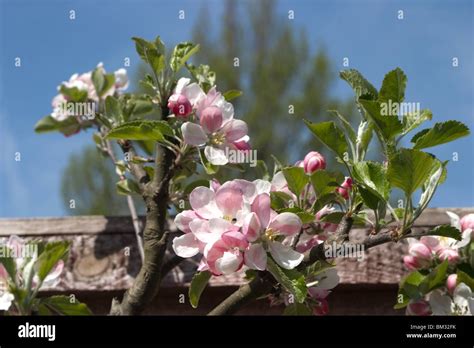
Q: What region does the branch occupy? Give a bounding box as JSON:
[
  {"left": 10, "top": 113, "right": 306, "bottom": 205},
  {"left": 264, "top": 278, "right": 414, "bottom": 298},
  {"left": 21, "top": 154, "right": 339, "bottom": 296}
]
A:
[
  {"left": 110, "top": 105, "right": 178, "bottom": 315},
  {"left": 207, "top": 273, "right": 274, "bottom": 316}
]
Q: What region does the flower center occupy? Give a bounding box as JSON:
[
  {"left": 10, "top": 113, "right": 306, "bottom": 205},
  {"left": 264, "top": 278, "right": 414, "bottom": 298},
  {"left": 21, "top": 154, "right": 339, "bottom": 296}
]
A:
[
  {"left": 210, "top": 132, "right": 226, "bottom": 146},
  {"left": 265, "top": 228, "right": 276, "bottom": 241}
]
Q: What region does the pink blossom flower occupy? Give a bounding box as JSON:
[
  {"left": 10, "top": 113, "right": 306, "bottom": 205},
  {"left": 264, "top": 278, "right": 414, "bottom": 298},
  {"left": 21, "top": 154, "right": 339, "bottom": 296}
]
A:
[
  {"left": 403, "top": 239, "right": 433, "bottom": 270},
  {"left": 460, "top": 213, "right": 474, "bottom": 232},
  {"left": 181, "top": 86, "right": 249, "bottom": 165},
  {"left": 243, "top": 193, "right": 303, "bottom": 270},
  {"left": 336, "top": 177, "right": 353, "bottom": 200},
  {"left": 303, "top": 151, "right": 326, "bottom": 174},
  {"left": 437, "top": 247, "right": 459, "bottom": 264},
  {"left": 114, "top": 68, "right": 129, "bottom": 91},
  {"left": 446, "top": 274, "right": 458, "bottom": 296},
  {"left": 167, "top": 78, "right": 204, "bottom": 118}
]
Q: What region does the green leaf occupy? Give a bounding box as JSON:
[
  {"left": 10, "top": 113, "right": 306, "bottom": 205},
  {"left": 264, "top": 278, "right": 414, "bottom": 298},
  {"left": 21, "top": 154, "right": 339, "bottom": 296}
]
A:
[
  {"left": 132, "top": 37, "right": 166, "bottom": 76},
  {"left": 104, "top": 96, "right": 123, "bottom": 123},
  {"left": 352, "top": 161, "right": 389, "bottom": 200},
  {"left": 423, "top": 225, "right": 462, "bottom": 241},
  {"left": 398, "top": 270, "right": 426, "bottom": 303},
  {"left": 270, "top": 191, "right": 294, "bottom": 210},
  {"left": 359, "top": 99, "right": 403, "bottom": 141},
  {"left": 170, "top": 42, "right": 200, "bottom": 72},
  {"left": 330, "top": 110, "right": 356, "bottom": 144},
  {"left": 310, "top": 170, "right": 344, "bottom": 196},
  {"left": 199, "top": 149, "right": 219, "bottom": 175},
  {"left": 34, "top": 115, "right": 60, "bottom": 133},
  {"left": 92, "top": 68, "right": 105, "bottom": 96},
  {"left": 0, "top": 248, "right": 16, "bottom": 281},
  {"left": 419, "top": 260, "right": 448, "bottom": 294},
  {"left": 59, "top": 85, "right": 88, "bottom": 102},
  {"left": 304, "top": 120, "right": 348, "bottom": 158},
  {"left": 358, "top": 186, "right": 381, "bottom": 211},
  {"left": 283, "top": 303, "right": 312, "bottom": 316},
  {"left": 387, "top": 148, "right": 438, "bottom": 196},
  {"left": 339, "top": 69, "right": 378, "bottom": 100},
  {"left": 411, "top": 120, "right": 470, "bottom": 149},
  {"left": 116, "top": 179, "right": 141, "bottom": 195},
  {"left": 189, "top": 271, "right": 211, "bottom": 308},
  {"left": 415, "top": 162, "right": 446, "bottom": 216},
  {"left": 267, "top": 258, "right": 307, "bottom": 303},
  {"left": 106, "top": 120, "right": 173, "bottom": 141},
  {"left": 456, "top": 270, "right": 474, "bottom": 291},
  {"left": 132, "top": 37, "right": 157, "bottom": 61},
  {"left": 402, "top": 109, "right": 432, "bottom": 135},
  {"left": 223, "top": 89, "right": 243, "bottom": 101},
  {"left": 304, "top": 260, "right": 335, "bottom": 278},
  {"left": 35, "top": 242, "right": 69, "bottom": 282},
  {"left": 378, "top": 67, "right": 407, "bottom": 105},
  {"left": 39, "top": 295, "right": 92, "bottom": 315},
  {"left": 282, "top": 167, "right": 308, "bottom": 197}
]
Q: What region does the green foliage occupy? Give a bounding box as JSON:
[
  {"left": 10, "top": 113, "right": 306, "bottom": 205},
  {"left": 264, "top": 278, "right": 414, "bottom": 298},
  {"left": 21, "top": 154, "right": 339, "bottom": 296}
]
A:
[
  {"left": 282, "top": 167, "right": 308, "bottom": 197},
  {"left": 170, "top": 42, "right": 200, "bottom": 71},
  {"left": 106, "top": 120, "right": 173, "bottom": 141},
  {"left": 378, "top": 68, "right": 407, "bottom": 105},
  {"left": 411, "top": 120, "right": 470, "bottom": 149},
  {"left": 267, "top": 258, "right": 307, "bottom": 304},
  {"left": 339, "top": 69, "right": 378, "bottom": 100},
  {"left": 35, "top": 241, "right": 69, "bottom": 282},
  {"left": 304, "top": 120, "right": 348, "bottom": 159},
  {"left": 189, "top": 271, "right": 212, "bottom": 308},
  {"left": 37, "top": 295, "right": 92, "bottom": 315}
]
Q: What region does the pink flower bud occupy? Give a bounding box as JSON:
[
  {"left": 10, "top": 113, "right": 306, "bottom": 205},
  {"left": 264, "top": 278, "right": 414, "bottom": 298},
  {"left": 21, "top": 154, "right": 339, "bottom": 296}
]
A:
[
  {"left": 303, "top": 151, "right": 326, "bottom": 174},
  {"left": 406, "top": 300, "right": 431, "bottom": 316},
  {"left": 336, "top": 177, "right": 353, "bottom": 200},
  {"left": 409, "top": 242, "right": 432, "bottom": 260},
  {"left": 200, "top": 106, "right": 223, "bottom": 133},
  {"left": 313, "top": 299, "right": 329, "bottom": 316},
  {"left": 460, "top": 213, "right": 474, "bottom": 232},
  {"left": 403, "top": 255, "right": 422, "bottom": 270},
  {"left": 437, "top": 248, "right": 459, "bottom": 264},
  {"left": 446, "top": 274, "right": 457, "bottom": 295},
  {"left": 168, "top": 94, "right": 192, "bottom": 118}
]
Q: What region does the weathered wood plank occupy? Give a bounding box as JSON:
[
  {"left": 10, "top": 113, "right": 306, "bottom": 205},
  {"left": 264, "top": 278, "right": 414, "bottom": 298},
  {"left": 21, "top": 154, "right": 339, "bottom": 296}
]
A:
[{"left": 0, "top": 208, "right": 472, "bottom": 292}]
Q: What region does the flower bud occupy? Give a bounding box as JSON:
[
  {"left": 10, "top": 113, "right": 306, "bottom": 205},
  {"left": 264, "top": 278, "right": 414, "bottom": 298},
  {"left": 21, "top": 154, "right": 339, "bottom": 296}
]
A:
[
  {"left": 446, "top": 274, "right": 457, "bottom": 295},
  {"left": 114, "top": 68, "right": 129, "bottom": 90},
  {"left": 337, "top": 177, "right": 353, "bottom": 200},
  {"left": 168, "top": 94, "right": 192, "bottom": 118},
  {"left": 303, "top": 151, "right": 326, "bottom": 174},
  {"left": 200, "top": 106, "right": 223, "bottom": 133},
  {"left": 437, "top": 248, "right": 459, "bottom": 264},
  {"left": 406, "top": 300, "right": 431, "bottom": 316},
  {"left": 409, "top": 242, "right": 432, "bottom": 260},
  {"left": 403, "top": 255, "right": 421, "bottom": 270}
]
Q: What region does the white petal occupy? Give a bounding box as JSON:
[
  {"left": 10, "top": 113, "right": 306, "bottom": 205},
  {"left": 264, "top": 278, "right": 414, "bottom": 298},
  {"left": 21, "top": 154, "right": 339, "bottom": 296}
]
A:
[
  {"left": 316, "top": 268, "right": 340, "bottom": 290},
  {"left": 172, "top": 234, "right": 200, "bottom": 258},
  {"left": 429, "top": 290, "right": 453, "bottom": 315},
  {"left": 253, "top": 179, "right": 272, "bottom": 195},
  {"left": 269, "top": 242, "right": 304, "bottom": 269},
  {"left": 175, "top": 77, "right": 190, "bottom": 94},
  {"left": 181, "top": 122, "right": 208, "bottom": 146},
  {"left": 244, "top": 244, "right": 267, "bottom": 271},
  {"left": 446, "top": 211, "right": 461, "bottom": 230},
  {"left": 204, "top": 145, "right": 228, "bottom": 165},
  {"left": 189, "top": 186, "right": 219, "bottom": 219},
  {"left": 0, "top": 292, "right": 14, "bottom": 311},
  {"left": 183, "top": 83, "right": 205, "bottom": 105},
  {"left": 216, "top": 251, "right": 242, "bottom": 275},
  {"left": 271, "top": 171, "right": 288, "bottom": 190}
]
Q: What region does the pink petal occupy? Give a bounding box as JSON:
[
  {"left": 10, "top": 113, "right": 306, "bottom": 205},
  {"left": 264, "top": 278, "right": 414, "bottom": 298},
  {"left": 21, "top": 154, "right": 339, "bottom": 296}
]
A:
[
  {"left": 181, "top": 122, "right": 208, "bottom": 146},
  {"left": 251, "top": 193, "right": 271, "bottom": 228},
  {"left": 215, "top": 182, "right": 244, "bottom": 217},
  {"left": 189, "top": 186, "right": 219, "bottom": 219},
  {"left": 174, "top": 210, "right": 199, "bottom": 233},
  {"left": 268, "top": 212, "right": 302, "bottom": 236},
  {"left": 223, "top": 119, "right": 248, "bottom": 142},
  {"left": 200, "top": 106, "right": 223, "bottom": 133},
  {"left": 242, "top": 212, "right": 262, "bottom": 242},
  {"left": 221, "top": 231, "right": 249, "bottom": 250},
  {"left": 244, "top": 243, "right": 267, "bottom": 271},
  {"left": 172, "top": 234, "right": 200, "bottom": 258}
]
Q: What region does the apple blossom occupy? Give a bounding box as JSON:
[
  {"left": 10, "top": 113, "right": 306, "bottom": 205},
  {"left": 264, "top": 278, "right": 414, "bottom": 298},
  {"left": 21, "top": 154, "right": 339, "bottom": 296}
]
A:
[
  {"left": 436, "top": 247, "right": 459, "bottom": 264},
  {"left": 403, "top": 239, "right": 433, "bottom": 270},
  {"left": 460, "top": 213, "right": 474, "bottom": 232},
  {"left": 167, "top": 77, "right": 205, "bottom": 118},
  {"left": 0, "top": 265, "right": 14, "bottom": 311},
  {"left": 429, "top": 283, "right": 473, "bottom": 315},
  {"left": 114, "top": 68, "right": 129, "bottom": 90},
  {"left": 336, "top": 177, "right": 353, "bottom": 200},
  {"left": 303, "top": 151, "right": 326, "bottom": 174},
  {"left": 181, "top": 86, "right": 250, "bottom": 165},
  {"left": 446, "top": 274, "right": 458, "bottom": 296}
]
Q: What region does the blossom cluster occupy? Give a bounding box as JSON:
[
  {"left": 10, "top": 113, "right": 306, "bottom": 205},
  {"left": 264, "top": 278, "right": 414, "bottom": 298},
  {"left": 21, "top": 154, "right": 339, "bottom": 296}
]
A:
[
  {"left": 168, "top": 78, "right": 250, "bottom": 166},
  {"left": 404, "top": 212, "right": 474, "bottom": 316},
  {"left": 0, "top": 236, "right": 64, "bottom": 311},
  {"left": 51, "top": 63, "right": 129, "bottom": 122}
]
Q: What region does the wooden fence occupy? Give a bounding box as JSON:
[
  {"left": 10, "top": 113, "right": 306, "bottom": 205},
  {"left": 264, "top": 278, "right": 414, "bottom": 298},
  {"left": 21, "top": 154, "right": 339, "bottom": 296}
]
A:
[{"left": 0, "top": 208, "right": 472, "bottom": 315}]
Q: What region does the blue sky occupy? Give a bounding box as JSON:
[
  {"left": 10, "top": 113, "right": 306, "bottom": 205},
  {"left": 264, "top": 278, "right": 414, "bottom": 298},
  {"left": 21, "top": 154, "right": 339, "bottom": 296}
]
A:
[{"left": 0, "top": 0, "right": 473, "bottom": 217}]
